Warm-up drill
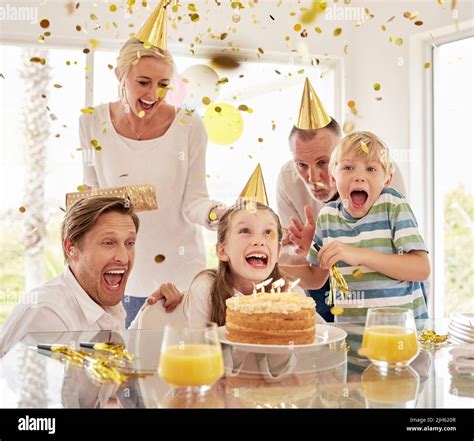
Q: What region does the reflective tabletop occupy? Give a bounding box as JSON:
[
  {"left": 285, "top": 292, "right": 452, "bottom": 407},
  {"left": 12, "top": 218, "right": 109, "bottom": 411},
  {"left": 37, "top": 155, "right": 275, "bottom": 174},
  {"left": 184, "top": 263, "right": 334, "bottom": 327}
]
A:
[{"left": 0, "top": 320, "right": 472, "bottom": 409}]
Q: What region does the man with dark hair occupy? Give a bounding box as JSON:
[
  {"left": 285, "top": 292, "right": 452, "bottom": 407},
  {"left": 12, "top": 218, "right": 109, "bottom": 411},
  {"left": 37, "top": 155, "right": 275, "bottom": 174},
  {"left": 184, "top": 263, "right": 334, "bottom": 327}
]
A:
[
  {"left": 277, "top": 78, "right": 407, "bottom": 321},
  {"left": 0, "top": 196, "right": 182, "bottom": 357}
]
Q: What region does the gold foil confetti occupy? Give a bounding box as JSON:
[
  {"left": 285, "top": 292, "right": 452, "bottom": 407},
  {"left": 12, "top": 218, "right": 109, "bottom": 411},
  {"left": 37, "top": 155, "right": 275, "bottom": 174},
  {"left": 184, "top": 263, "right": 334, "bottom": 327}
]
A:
[
  {"left": 258, "top": 48, "right": 264, "bottom": 54},
  {"left": 217, "top": 77, "right": 229, "bottom": 84},
  {"left": 395, "top": 38, "right": 404, "bottom": 46},
  {"left": 294, "top": 24, "right": 302, "bottom": 32},
  {"left": 232, "top": 13, "right": 241, "bottom": 23},
  {"left": 424, "top": 62, "right": 431, "bottom": 69},
  {"left": 347, "top": 100, "right": 358, "bottom": 115},
  {"left": 316, "top": 181, "right": 325, "bottom": 187},
  {"left": 138, "top": 111, "right": 145, "bottom": 118},
  {"left": 343, "top": 120, "right": 355, "bottom": 134},
  {"left": 333, "top": 28, "right": 342, "bottom": 37},
  {"left": 209, "top": 211, "right": 218, "bottom": 221},
  {"left": 269, "top": 230, "right": 276, "bottom": 240},
  {"left": 53, "top": 84, "right": 62, "bottom": 88},
  {"left": 19, "top": 206, "right": 26, "bottom": 213},
  {"left": 80, "top": 107, "right": 94, "bottom": 114},
  {"left": 373, "top": 83, "right": 381, "bottom": 91},
  {"left": 414, "top": 21, "right": 423, "bottom": 26},
  {"left": 214, "top": 106, "right": 222, "bottom": 113},
  {"left": 330, "top": 306, "right": 344, "bottom": 315},
  {"left": 40, "top": 19, "right": 50, "bottom": 28},
  {"left": 419, "top": 329, "right": 448, "bottom": 350},
  {"left": 190, "top": 13, "right": 199, "bottom": 22},
  {"left": 154, "top": 254, "right": 166, "bottom": 263},
  {"left": 156, "top": 87, "right": 166, "bottom": 98},
  {"left": 90, "top": 13, "right": 98, "bottom": 20},
  {"left": 109, "top": 4, "right": 117, "bottom": 12},
  {"left": 258, "top": 137, "right": 263, "bottom": 143},
  {"left": 77, "top": 185, "right": 89, "bottom": 192},
  {"left": 90, "top": 139, "right": 98, "bottom": 147},
  {"left": 360, "top": 141, "right": 369, "bottom": 154},
  {"left": 202, "top": 96, "right": 211, "bottom": 105},
  {"left": 315, "top": 26, "right": 322, "bottom": 33},
  {"left": 352, "top": 269, "right": 363, "bottom": 279}
]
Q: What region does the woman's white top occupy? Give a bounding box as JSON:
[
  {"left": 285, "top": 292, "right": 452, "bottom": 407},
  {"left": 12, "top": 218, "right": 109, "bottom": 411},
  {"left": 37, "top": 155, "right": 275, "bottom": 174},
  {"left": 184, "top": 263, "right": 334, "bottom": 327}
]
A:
[{"left": 79, "top": 103, "right": 219, "bottom": 297}]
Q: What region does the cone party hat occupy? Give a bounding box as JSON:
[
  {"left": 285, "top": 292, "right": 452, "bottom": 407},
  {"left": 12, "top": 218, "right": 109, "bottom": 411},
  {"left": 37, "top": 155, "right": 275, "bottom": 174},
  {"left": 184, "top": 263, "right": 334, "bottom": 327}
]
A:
[
  {"left": 239, "top": 164, "right": 269, "bottom": 206},
  {"left": 136, "top": 0, "right": 169, "bottom": 49},
  {"left": 296, "top": 77, "right": 331, "bottom": 130}
]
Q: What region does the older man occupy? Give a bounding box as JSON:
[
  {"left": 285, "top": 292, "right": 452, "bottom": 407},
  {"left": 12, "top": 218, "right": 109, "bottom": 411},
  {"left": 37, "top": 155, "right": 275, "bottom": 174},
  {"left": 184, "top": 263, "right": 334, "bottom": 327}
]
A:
[
  {"left": 277, "top": 78, "right": 406, "bottom": 321},
  {"left": 0, "top": 196, "right": 182, "bottom": 357}
]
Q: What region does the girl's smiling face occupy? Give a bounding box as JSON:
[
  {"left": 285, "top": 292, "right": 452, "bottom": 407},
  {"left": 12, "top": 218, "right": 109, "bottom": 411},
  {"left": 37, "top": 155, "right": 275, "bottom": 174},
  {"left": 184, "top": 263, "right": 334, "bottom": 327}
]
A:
[{"left": 216, "top": 209, "right": 281, "bottom": 294}]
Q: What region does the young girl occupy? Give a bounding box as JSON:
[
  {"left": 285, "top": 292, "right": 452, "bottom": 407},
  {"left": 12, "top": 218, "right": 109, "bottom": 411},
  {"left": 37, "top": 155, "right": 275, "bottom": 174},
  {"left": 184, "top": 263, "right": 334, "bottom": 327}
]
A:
[{"left": 185, "top": 200, "right": 289, "bottom": 327}]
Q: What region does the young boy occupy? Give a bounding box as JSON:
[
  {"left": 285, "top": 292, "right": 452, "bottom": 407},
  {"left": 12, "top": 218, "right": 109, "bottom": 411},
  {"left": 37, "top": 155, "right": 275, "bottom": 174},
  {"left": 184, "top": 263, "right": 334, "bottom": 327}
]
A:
[{"left": 283, "top": 131, "right": 430, "bottom": 322}]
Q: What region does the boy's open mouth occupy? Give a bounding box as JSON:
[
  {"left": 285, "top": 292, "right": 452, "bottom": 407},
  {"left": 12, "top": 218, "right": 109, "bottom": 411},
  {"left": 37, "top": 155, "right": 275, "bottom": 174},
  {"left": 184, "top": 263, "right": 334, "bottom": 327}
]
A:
[
  {"left": 102, "top": 269, "right": 126, "bottom": 291},
  {"left": 350, "top": 190, "right": 368, "bottom": 208},
  {"left": 245, "top": 252, "right": 268, "bottom": 269}
]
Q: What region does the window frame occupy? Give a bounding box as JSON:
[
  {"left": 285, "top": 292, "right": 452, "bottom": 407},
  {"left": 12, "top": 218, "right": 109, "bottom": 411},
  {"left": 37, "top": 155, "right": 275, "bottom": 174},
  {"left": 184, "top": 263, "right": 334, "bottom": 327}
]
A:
[{"left": 409, "top": 19, "right": 474, "bottom": 319}]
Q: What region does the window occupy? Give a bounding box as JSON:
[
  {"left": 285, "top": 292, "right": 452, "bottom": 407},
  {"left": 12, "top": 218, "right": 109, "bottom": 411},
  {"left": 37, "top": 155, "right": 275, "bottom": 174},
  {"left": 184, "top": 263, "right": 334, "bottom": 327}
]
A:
[
  {"left": 433, "top": 36, "right": 474, "bottom": 317},
  {"left": 0, "top": 44, "right": 86, "bottom": 323}
]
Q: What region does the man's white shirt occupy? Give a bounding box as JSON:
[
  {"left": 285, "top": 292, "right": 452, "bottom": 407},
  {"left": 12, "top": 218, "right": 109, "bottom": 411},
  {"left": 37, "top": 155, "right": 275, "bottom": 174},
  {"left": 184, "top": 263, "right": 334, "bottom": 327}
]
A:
[{"left": 0, "top": 268, "right": 126, "bottom": 357}]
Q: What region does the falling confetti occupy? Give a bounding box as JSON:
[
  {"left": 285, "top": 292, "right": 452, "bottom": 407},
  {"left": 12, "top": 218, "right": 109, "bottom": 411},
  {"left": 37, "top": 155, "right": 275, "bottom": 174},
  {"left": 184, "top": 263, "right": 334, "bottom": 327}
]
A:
[
  {"left": 360, "top": 141, "right": 369, "bottom": 154},
  {"left": 209, "top": 211, "right": 218, "bottom": 221},
  {"left": 343, "top": 120, "right": 354, "bottom": 134},
  {"left": 316, "top": 181, "right": 325, "bottom": 188},
  {"left": 202, "top": 96, "right": 211, "bottom": 105},
  {"left": 352, "top": 269, "right": 363, "bottom": 279},
  {"left": 347, "top": 100, "right": 358, "bottom": 115},
  {"left": 333, "top": 28, "right": 342, "bottom": 37},
  {"left": 330, "top": 306, "right": 344, "bottom": 316},
  {"left": 424, "top": 62, "right": 431, "bottom": 69},
  {"left": 154, "top": 254, "right": 166, "bottom": 263},
  {"left": 19, "top": 206, "right": 26, "bottom": 213},
  {"left": 190, "top": 13, "right": 199, "bottom": 22},
  {"left": 77, "top": 185, "right": 89, "bottom": 192},
  {"left": 53, "top": 84, "right": 62, "bottom": 88},
  {"left": 269, "top": 230, "right": 277, "bottom": 240},
  {"left": 294, "top": 24, "right": 302, "bottom": 32},
  {"left": 395, "top": 38, "right": 404, "bottom": 46},
  {"left": 258, "top": 137, "right": 263, "bottom": 143},
  {"left": 315, "top": 26, "right": 322, "bottom": 33},
  {"left": 80, "top": 107, "right": 94, "bottom": 114},
  {"left": 138, "top": 111, "right": 145, "bottom": 118},
  {"left": 373, "top": 83, "right": 381, "bottom": 91},
  {"left": 109, "top": 4, "right": 117, "bottom": 12},
  {"left": 39, "top": 19, "right": 50, "bottom": 29}
]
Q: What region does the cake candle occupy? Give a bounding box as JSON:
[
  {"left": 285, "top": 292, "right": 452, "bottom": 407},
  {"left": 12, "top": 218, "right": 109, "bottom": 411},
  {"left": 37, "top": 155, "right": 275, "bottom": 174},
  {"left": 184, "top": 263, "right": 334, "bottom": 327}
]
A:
[
  {"left": 255, "top": 278, "right": 272, "bottom": 293},
  {"left": 271, "top": 278, "right": 285, "bottom": 294}
]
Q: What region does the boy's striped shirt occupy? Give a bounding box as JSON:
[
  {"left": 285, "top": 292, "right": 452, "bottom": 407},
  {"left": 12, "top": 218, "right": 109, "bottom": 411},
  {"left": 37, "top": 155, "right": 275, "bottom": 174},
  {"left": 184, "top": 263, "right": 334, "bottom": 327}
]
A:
[{"left": 307, "top": 187, "right": 428, "bottom": 322}]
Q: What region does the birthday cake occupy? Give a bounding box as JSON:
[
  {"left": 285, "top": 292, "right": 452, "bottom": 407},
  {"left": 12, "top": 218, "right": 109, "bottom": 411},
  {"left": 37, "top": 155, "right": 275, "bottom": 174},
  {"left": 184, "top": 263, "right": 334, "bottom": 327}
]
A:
[{"left": 225, "top": 292, "right": 316, "bottom": 345}]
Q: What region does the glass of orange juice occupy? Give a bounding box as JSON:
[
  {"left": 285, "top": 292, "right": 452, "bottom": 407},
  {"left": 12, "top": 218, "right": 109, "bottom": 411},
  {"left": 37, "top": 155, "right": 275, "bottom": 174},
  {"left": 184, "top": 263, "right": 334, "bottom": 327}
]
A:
[
  {"left": 362, "top": 307, "right": 419, "bottom": 370},
  {"left": 158, "top": 323, "right": 224, "bottom": 393}
]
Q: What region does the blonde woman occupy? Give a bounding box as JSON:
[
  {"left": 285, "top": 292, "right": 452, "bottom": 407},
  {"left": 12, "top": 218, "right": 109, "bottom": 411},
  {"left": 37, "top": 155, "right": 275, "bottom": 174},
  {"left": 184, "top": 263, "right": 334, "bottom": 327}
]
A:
[{"left": 79, "top": 37, "right": 223, "bottom": 326}]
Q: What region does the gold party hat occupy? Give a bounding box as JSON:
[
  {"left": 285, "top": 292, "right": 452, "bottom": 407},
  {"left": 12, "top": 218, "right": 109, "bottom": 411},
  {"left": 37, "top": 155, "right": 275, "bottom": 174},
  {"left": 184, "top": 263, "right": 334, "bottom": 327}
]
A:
[
  {"left": 296, "top": 77, "right": 331, "bottom": 130},
  {"left": 136, "top": 0, "right": 169, "bottom": 49},
  {"left": 239, "top": 164, "right": 269, "bottom": 206}
]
